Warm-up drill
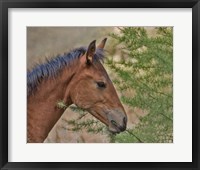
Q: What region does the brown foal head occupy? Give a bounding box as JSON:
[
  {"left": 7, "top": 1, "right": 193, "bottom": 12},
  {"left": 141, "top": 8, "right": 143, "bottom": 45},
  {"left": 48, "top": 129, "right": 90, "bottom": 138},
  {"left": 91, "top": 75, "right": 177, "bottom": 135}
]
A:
[{"left": 65, "top": 38, "right": 127, "bottom": 133}]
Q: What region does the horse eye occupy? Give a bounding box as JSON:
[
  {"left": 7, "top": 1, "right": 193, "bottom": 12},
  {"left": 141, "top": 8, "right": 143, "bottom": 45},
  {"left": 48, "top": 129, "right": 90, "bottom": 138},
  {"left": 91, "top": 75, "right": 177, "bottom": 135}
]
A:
[{"left": 97, "top": 82, "right": 106, "bottom": 88}]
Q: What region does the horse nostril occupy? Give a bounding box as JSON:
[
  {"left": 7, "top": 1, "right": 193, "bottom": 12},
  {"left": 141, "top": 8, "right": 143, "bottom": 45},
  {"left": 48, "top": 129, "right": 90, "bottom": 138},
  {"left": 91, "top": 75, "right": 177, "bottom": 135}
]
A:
[
  {"left": 111, "top": 119, "right": 126, "bottom": 132},
  {"left": 111, "top": 120, "right": 118, "bottom": 127}
]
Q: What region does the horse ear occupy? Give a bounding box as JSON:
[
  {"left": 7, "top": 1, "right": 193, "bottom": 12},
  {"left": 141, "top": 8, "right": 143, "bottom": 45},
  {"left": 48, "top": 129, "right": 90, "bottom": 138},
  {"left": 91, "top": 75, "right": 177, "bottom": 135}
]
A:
[
  {"left": 86, "top": 40, "right": 96, "bottom": 64},
  {"left": 97, "top": 38, "right": 107, "bottom": 49}
]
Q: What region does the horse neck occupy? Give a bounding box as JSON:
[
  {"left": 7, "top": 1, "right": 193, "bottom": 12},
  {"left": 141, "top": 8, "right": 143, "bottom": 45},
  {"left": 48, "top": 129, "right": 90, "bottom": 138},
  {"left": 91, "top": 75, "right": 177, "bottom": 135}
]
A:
[{"left": 27, "top": 62, "right": 78, "bottom": 143}]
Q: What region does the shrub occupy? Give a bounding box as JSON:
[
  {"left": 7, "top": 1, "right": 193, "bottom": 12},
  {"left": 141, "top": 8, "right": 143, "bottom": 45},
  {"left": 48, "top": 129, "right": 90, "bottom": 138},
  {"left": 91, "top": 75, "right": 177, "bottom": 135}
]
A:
[{"left": 106, "top": 27, "right": 173, "bottom": 143}]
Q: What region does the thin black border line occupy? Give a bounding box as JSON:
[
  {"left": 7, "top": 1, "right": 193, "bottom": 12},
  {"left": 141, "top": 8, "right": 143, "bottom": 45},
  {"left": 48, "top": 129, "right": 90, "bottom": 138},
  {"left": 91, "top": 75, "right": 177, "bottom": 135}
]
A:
[
  {"left": 0, "top": 0, "right": 199, "bottom": 170},
  {"left": 0, "top": 0, "right": 199, "bottom": 8}
]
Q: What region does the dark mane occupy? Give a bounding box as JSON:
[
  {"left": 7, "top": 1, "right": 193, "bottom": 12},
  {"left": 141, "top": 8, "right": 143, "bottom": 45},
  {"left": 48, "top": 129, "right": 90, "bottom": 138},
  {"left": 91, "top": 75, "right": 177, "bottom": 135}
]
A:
[{"left": 27, "top": 47, "right": 105, "bottom": 96}]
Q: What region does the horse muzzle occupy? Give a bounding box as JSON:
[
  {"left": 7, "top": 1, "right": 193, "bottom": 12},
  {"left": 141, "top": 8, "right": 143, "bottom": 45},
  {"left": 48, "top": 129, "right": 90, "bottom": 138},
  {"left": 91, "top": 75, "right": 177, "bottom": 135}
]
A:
[{"left": 107, "top": 109, "right": 127, "bottom": 133}]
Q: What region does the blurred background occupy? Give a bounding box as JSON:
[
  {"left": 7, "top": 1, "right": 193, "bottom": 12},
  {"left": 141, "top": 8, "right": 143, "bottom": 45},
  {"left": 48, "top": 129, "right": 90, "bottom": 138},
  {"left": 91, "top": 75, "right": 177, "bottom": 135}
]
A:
[
  {"left": 27, "top": 27, "right": 173, "bottom": 143},
  {"left": 27, "top": 27, "right": 112, "bottom": 69}
]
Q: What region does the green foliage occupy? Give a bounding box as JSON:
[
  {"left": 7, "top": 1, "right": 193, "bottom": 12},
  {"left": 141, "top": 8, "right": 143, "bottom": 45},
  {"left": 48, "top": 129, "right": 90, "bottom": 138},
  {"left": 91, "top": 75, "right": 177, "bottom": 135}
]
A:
[
  {"left": 107, "top": 27, "right": 173, "bottom": 143},
  {"left": 56, "top": 100, "right": 67, "bottom": 110},
  {"left": 64, "top": 118, "right": 106, "bottom": 134}
]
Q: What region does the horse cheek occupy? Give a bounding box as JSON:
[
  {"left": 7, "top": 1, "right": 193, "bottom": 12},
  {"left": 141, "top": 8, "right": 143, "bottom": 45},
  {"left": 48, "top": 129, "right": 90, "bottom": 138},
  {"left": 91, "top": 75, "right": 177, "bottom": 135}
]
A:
[{"left": 70, "top": 87, "right": 88, "bottom": 109}]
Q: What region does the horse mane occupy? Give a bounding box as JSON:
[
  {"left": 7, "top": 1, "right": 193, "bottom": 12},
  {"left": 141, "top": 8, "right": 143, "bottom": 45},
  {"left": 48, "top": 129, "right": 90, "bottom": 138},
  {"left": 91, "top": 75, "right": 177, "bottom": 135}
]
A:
[{"left": 27, "top": 47, "right": 105, "bottom": 96}]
